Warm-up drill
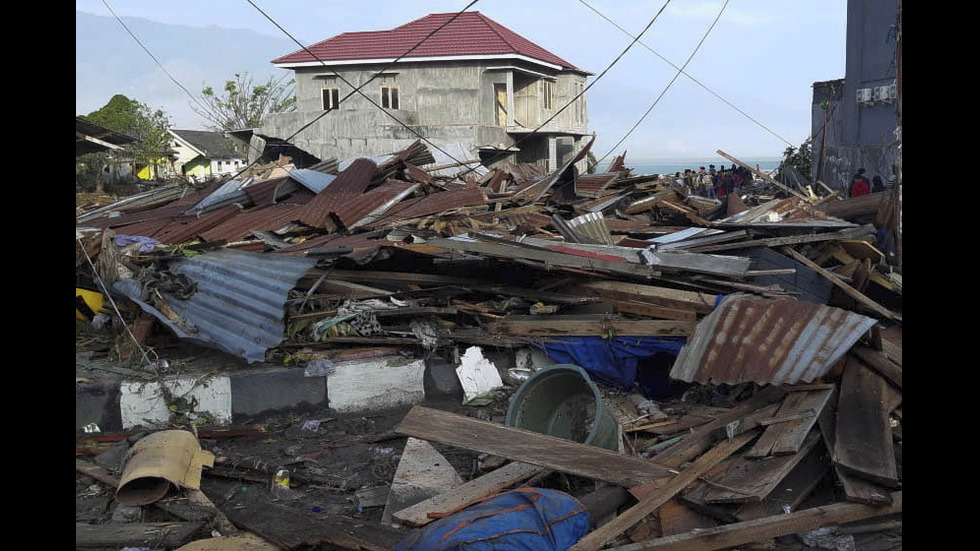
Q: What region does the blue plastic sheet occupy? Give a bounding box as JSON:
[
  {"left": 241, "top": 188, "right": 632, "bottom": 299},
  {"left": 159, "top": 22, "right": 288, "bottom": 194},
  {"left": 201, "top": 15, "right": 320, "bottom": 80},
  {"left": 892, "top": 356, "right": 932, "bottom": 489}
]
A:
[
  {"left": 394, "top": 487, "right": 589, "bottom": 551},
  {"left": 542, "top": 336, "right": 686, "bottom": 390}
]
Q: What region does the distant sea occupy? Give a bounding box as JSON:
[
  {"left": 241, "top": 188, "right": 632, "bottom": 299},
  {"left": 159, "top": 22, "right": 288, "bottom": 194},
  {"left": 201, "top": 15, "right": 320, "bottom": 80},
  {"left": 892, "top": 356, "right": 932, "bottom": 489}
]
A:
[{"left": 608, "top": 158, "right": 781, "bottom": 176}]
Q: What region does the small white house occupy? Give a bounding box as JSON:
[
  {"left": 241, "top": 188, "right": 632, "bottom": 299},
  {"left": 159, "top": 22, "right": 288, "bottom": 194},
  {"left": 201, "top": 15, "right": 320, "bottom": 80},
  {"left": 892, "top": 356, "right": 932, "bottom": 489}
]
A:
[{"left": 169, "top": 129, "right": 247, "bottom": 181}]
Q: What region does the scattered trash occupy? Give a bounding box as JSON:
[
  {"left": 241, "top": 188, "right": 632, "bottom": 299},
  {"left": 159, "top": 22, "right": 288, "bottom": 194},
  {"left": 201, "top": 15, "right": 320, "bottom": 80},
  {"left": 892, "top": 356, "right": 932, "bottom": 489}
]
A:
[{"left": 455, "top": 346, "right": 504, "bottom": 405}]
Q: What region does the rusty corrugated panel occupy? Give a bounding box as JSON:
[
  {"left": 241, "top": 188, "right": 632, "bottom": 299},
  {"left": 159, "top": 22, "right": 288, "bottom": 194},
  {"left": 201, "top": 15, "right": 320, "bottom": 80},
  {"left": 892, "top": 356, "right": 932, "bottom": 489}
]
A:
[
  {"left": 603, "top": 219, "right": 654, "bottom": 233},
  {"left": 244, "top": 177, "right": 289, "bottom": 206},
  {"left": 575, "top": 173, "right": 619, "bottom": 198},
  {"left": 713, "top": 197, "right": 856, "bottom": 229},
  {"left": 342, "top": 180, "right": 419, "bottom": 229},
  {"left": 669, "top": 293, "right": 877, "bottom": 385},
  {"left": 109, "top": 218, "right": 173, "bottom": 239},
  {"left": 274, "top": 232, "right": 387, "bottom": 263},
  {"left": 298, "top": 158, "right": 378, "bottom": 228},
  {"left": 363, "top": 186, "right": 486, "bottom": 228},
  {"left": 198, "top": 204, "right": 307, "bottom": 243},
  {"left": 153, "top": 205, "right": 243, "bottom": 245},
  {"left": 80, "top": 183, "right": 225, "bottom": 229}
]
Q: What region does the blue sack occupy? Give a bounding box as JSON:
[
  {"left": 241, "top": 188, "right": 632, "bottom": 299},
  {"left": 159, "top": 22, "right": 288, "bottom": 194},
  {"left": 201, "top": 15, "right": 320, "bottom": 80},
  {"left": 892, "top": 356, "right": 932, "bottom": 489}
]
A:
[{"left": 393, "top": 487, "right": 590, "bottom": 551}]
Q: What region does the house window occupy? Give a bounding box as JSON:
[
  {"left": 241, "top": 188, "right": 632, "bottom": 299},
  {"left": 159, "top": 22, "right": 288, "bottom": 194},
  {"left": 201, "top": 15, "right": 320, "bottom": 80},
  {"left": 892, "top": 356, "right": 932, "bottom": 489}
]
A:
[
  {"left": 381, "top": 86, "right": 399, "bottom": 109},
  {"left": 322, "top": 88, "right": 340, "bottom": 110},
  {"left": 542, "top": 80, "right": 553, "bottom": 110}
]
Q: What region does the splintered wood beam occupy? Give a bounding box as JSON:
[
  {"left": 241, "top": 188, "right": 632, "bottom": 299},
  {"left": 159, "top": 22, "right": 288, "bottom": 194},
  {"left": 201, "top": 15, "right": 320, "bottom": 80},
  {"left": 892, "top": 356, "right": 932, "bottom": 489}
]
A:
[
  {"left": 780, "top": 246, "right": 901, "bottom": 322},
  {"left": 392, "top": 462, "right": 544, "bottom": 527},
  {"left": 849, "top": 345, "right": 902, "bottom": 390},
  {"left": 716, "top": 150, "right": 811, "bottom": 201},
  {"left": 605, "top": 492, "right": 901, "bottom": 551},
  {"left": 395, "top": 406, "right": 674, "bottom": 487},
  {"left": 834, "top": 357, "right": 901, "bottom": 488},
  {"left": 568, "top": 429, "right": 761, "bottom": 551}
]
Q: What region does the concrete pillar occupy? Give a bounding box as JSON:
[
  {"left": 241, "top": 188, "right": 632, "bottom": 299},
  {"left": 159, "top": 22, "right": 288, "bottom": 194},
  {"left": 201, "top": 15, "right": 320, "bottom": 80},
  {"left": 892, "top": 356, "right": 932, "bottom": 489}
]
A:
[{"left": 548, "top": 136, "right": 557, "bottom": 172}]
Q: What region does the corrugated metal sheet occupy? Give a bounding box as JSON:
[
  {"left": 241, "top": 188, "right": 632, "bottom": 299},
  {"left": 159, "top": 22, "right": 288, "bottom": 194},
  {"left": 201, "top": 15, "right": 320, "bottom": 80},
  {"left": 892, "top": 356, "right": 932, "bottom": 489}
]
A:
[
  {"left": 343, "top": 181, "right": 419, "bottom": 229},
  {"left": 669, "top": 293, "right": 877, "bottom": 385},
  {"left": 575, "top": 173, "right": 619, "bottom": 198},
  {"left": 363, "top": 185, "right": 486, "bottom": 228},
  {"left": 153, "top": 205, "right": 243, "bottom": 245},
  {"left": 244, "top": 177, "right": 289, "bottom": 206},
  {"left": 198, "top": 204, "right": 307, "bottom": 243},
  {"left": 566, "top": 212, "right": 615, "bottom": 245},
  {"left": 289, "top": 169, "right": 336, "bottom": 194},
  {"left": 187, "top": 178, "right": 252, "bottom": 214},
  {"left": 113, "top": 248, "right": 316, "bottom": 363},
  {"left": 298, "top": 158, "right": 378, "bottom": 228},
  {"left": 79, "top": 183, "right": 224, "bottom": 229}
]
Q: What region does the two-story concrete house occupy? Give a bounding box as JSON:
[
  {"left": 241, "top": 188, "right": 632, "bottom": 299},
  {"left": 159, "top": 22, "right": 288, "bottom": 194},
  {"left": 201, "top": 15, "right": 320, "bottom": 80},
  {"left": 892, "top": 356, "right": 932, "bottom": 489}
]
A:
[{"left": 256, "top": 11, "right": 592, "bottom": 173}]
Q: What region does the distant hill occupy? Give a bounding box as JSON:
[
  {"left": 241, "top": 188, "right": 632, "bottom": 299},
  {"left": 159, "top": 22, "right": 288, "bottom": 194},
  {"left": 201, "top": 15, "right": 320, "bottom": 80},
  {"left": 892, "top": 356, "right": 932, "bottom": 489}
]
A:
[{"left": 76, "top": 11, "right": 296, "bottom": 130}]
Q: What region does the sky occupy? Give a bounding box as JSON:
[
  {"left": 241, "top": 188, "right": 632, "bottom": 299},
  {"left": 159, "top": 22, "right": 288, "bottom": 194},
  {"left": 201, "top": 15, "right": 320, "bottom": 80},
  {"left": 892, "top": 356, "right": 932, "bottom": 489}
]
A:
[{"left": 76, "top": 0, "right": 848, "bottom": 161}]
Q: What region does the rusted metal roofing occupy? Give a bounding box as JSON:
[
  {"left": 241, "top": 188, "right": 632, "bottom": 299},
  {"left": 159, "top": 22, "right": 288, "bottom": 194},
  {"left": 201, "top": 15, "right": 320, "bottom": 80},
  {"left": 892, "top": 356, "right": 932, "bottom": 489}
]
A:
[
  {"left": 152, "top": 205, "right": 243, "bottom": 245},
  {"left": 363, "top": 185, "right": 486, "bottom": 228},
  {"left": 298, "top": 158, "right": 378, "bottom": 228},
  {"left": 669, "top": 293, "right": 877, "bottom": 385},
  {"left": 575, "top": 173, "right": 619, "bottom": 198},
  {"left": 79, "top": 183, "right": 224, "bottom": 229},
  {"left": 198, "top": 204, "right": 308, "bottom": 243},
  {"left": 244, "top": 177, "right": 290, "bottom": 206},
  {"left": 113, "top": 248, "right": 316, "bottom": 363},
  {"left": 341, "top": 180, "right": 419, "bottom": 229}
]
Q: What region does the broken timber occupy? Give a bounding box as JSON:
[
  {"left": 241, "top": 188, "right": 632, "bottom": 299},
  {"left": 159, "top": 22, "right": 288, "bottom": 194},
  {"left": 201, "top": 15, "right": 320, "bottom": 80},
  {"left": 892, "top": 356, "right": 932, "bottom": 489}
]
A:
[
  {"left": 833, "top": 357, "right": 901, "bottom": 488},
  {"left": 781, "top": 246, "right": 901, "bottom": 322},
  {"left": 568, "top": 429, "right": 761, "bottom": 551},
  {"left": 605, "top": 492, "right": 902, "bottom": 551},
  {"left": 392, "top": 461, "right": 544, "bottom": 527},
  {"left": 395, "top": 406, "right": 673, "bottom": 487},
  {"left": 746, "top": 386, "right": 833, "bottom": 457}
]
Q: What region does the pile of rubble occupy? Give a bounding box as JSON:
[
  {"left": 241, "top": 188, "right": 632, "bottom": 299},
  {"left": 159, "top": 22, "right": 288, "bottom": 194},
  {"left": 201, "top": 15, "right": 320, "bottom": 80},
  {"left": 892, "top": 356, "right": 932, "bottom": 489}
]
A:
[{"left": 75, "top": 138, "right": 902, "bottom": 550}]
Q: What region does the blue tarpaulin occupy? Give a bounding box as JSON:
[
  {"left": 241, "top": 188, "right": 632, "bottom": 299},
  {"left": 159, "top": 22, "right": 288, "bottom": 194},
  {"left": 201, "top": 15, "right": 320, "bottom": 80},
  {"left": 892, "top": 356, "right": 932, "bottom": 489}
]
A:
[
  {"left": 542, "top": 336, "right": 686, "bottom": 390},
  {"left": 394, "top": 488, "right": 589, "bottom": 551}
]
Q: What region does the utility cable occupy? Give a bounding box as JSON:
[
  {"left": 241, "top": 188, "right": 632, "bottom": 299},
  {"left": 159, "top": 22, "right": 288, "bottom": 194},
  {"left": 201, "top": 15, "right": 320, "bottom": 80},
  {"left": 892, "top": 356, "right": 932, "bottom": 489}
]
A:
[
  {"left": 457, "top": 0, "right": 674, "bottom": 179},
  {"left": 578, "top": 0, "right": 794, "bottom": 150},
  {"left": 594, "top": 0, "right": 731, "bottom": 168}
]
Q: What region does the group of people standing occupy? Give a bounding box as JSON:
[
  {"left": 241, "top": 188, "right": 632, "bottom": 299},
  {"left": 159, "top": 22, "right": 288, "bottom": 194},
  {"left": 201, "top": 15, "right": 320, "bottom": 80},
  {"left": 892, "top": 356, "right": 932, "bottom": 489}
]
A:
[
  {"left": 848, "top": 168, "right": 887, "bottom": 198},
  {"left": 675, "top": 164, "right": 755, "bottom": 200}
]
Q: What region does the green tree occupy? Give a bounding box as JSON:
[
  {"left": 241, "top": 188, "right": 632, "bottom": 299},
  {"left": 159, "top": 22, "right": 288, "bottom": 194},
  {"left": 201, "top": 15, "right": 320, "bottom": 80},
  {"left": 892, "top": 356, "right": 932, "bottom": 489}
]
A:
[
  {"left": 79, "top": 94, "right": 173, "bottom": 191},
  {"left": 778, "top": 138, "right": 812, "bottom": 182},
  {"left": 193, "top": 73, "right": 296, "bottom": 131}
]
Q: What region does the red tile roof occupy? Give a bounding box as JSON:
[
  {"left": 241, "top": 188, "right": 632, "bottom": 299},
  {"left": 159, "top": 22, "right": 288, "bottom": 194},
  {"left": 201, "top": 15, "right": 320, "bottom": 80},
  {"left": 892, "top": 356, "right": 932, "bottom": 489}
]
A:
[{"left": 272, "top": 12, "right": 581, "bottom": 71}]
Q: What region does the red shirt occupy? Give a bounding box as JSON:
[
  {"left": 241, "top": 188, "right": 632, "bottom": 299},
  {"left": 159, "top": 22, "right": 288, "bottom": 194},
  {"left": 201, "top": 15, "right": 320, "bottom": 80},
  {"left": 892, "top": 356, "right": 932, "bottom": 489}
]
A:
[{"left": 850, "top": 179, "right": 871, "bottom": 197}]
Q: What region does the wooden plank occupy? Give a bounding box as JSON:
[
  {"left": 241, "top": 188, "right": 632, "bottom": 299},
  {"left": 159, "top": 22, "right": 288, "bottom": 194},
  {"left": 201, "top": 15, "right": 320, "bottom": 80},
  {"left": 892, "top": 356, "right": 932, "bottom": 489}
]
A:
[
  {"left": 746, "top": 392, "right": 810, "bottom": 457},
  {"left": 221, "top": 498, "right": 404, "bottom": 551},
  {"left": 834, "top": 357, "right": 901, "bottom": 488},
  {"left": 568, "top": 280, "right": 717, "bottom": 314},
  {"left": 652, "top": 386, "right": 786, "bottom": 469},
  {"left": 395, "top": 406, "right": 674, "bottom": 488},
  {"left": 771, "top": 387, "right": 834, "bottom": 455},
  {"left": 605, "top": 492, "right": 902, "bottom": 551},
  {"left": 781, "top": 246, "right": 901, "bottom": 322},
  {"left": 685, "top": 224, "right": 875, "bottom": 254},
  {"left": 733, "top": 444, "right": 830, "bottom": 521},
  {"left": 658, "top": 499, "right": 718, "bottom": 536},
  {"left": 75, "top": 522, "right": 205, "bottom": 548},
  {"left": 568, "top": 429, "right": 760, "bottom": 551},
  {"left": 849, "top": 345, "right": 902, "bottom": 389},
  {"left": 487, "top": 317, "right": 694, "bottom": 337},
  {"left": 604, "top": 299, "right": 698, "bottom": 322},
  {"left": 816, "top": 385, "right": 894, "bottom": 506},
  {"left": 392, "top": 462, "right": 544, "bottom": 527},
  {"left": 699, "top": 431, "right": 821, "bottom": 504}
]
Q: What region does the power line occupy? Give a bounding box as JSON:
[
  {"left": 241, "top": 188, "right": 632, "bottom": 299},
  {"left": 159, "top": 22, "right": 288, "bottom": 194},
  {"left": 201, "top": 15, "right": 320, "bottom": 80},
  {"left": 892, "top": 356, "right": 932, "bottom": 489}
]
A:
[
  {"left": 578, "top": 0, "right": 795, "bottom": 150},
  {"left": 100, "top": 0, "right": 218, "bottom": 127},
  {"left": 245, "top": 0, "right": 481, "bottom": 173},
  {"left": 594, "top": 0, "right": 731, "bottom": 168},
  {"left": 458, "top": 0, "right": 674, "bottom": 178}
]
